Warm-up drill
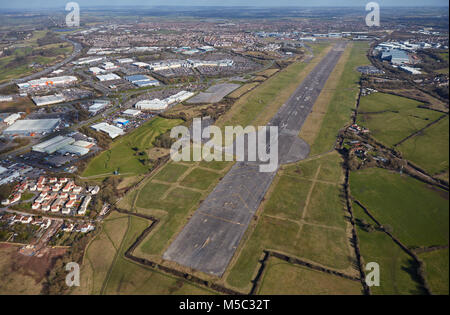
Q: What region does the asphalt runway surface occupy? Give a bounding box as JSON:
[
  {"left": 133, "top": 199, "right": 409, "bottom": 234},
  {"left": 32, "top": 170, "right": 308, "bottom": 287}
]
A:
[{"left": 163, "top": 42, "right": 348, "bottom": 276}]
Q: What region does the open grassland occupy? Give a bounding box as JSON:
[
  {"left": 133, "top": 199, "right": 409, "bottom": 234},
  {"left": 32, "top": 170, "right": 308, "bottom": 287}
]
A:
[
  {"left": 82, "top": 117, "right": 182, "bottom": 178},
  {"left": 71, "top": 212, "right": 129, "bottom": 295},
  {"left": 0, "top": 245, "right": 43, "bottom": 294},
  {"left": 215, "top": 43, "right": 332, "bottom": 140},
  {"left": 226, "top": 152, "right": 356, "bottom": 291},
  {"left": 352, "top": 202, "right": 425, "bottom": 295},
  {"left": 227, "top": 82, "right": 260, "bottom": 99},
  {"left": 121, "top": 159, "right": 233, "bottom": 258},
  {"left": 357, "top": 93, "right": 442, "bottom": 147},
  {"left": 350, "top": 168, "right": 449, "bottom": 248},
  {"left": 309, "top": 42, "right": 370, "bottom": 155},
  {"left": 419, "top": 249, "right": 449, "bottom": 295},
  {"left": 258, "top": 258, "right": 363, "bottom": 295},
  {"left": 0, "top": 32, "right": 74, "bottom": 83},
  {"left": 97, "top": 214, "right": 216, "bottom": 295},
  {"left": 255, "top": 68, "right": 279, "bottom": 78},
  {"left": 398, "top": 116, "right": 449, "bottom": 175}
]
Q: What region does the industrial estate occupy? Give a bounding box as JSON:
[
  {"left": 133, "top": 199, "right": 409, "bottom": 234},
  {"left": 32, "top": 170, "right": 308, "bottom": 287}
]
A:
[{"left": 0, "top": 2, "right": 448, "bottom": 298}]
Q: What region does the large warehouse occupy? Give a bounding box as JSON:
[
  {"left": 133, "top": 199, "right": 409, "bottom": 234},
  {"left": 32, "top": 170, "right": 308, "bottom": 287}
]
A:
[
  {"left": 3, "top": 119, "right": 60, "bottom": 136},
  {"left": 32, "top": 94, "right": 66, "bottom": 106},
  {"left": 17, "top": 76, "right": 78, "bottom": 89},
  {"left": 32, "top": 136, "right": 75, "bottom": 154}
]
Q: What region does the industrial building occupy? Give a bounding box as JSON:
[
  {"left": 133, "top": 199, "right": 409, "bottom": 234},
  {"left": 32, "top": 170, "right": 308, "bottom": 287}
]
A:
[
  {"left": 125, "top": 75, "right": 160, "bottom": 87},
  {"left": 32, "top": 136, "right": 75, "bottom": 154},
  {"left": 73, "top": 57, "right": 104, "bottom": 65},
  {"left": 88, "top": 99, "right": 110, "bottom": 114},
  {"left": 123, "top": 109, "right": 141, "bottom": 116},
  {"left": 3, "top": 119, "right": 60, "bottom": 136},
  {"left": 32, "top": 94, "right": 66, "bottom": 106},
  {"left": 32, "top": 135, "right": 93, "bottom": 156},
  {"left": 380, "top": 49, "right": 410, "bottom": 65},
  {"left": 114, "top": 118, "right": 130, "bottom": 126},
  {"left": 399, "top": 65, "right": 422, "bottom": 75},
  {"left": 91, "top": 122, "right": 125, "bottom": 139},
  {"left": 17, "top": 76, "right": 78, "bottom": 89},
  {"left": 57, "top": 144, "right": 90, "bottom": 156},
  {"left": 3, "top": 113, "right": 21, "bottom": 126},
  {"left": 135, "top": 90, "right": 194, "bottom": 111},
  {"left": 97, "top": 73, "right": 121, "bottom": 82}
]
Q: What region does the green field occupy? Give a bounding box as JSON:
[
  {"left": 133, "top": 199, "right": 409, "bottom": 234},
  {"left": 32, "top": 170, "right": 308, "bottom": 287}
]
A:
[
  {"left": 398, "top": 116, "right": 449, "bottom": 175},
  {"left": 309, "top": 42, "right": 370, "bottom": 155},
  {"left": 352, "top": 202, "right": 425, "bottom": 295},
  {"left": 350, "top": 168, "right": 449, "bottom": 248},
  {"left": 357, "top": 93, "right": 442, "bottom": 147},
  {"left": 82, "top": 117, "right": 182, "bottom": 177},
  {"left": 258, "top": 258, "right": 363, "bottom": 295},
  {"left": 98, "top": 214, "right": 216, "bottom": 295},
  {"left": 419, "top": 249, "right": 449, "bottom": 295},
  {"left": 226, "top": 152, "right": 355, "bottom": 291},
  {"left": 123, "top": 160, "right": 233, "bottom": 257}
]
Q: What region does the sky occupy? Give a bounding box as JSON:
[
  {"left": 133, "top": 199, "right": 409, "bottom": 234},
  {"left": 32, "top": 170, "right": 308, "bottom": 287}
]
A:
[{"left": 0, "top": 0, "right": 448, "bottom": 9}]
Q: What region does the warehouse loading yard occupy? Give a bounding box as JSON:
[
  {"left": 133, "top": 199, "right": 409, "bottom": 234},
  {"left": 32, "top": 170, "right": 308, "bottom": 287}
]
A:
[{"left": 163, "top": 42, "right": 348, "bottom": 276}]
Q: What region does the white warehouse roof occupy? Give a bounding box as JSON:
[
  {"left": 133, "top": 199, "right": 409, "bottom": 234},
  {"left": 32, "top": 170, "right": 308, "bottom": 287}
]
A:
[
  {"left": 4, "top": 119, "right": 60, "bottom": 135},
  {"left": 91, "top": 122, "right": 125, "bottom": 139}
]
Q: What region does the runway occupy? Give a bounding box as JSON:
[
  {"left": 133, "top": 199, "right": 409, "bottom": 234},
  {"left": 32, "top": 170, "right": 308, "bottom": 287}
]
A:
[{"left": 162, "top": 42, "right": 348, "bottom": 276}]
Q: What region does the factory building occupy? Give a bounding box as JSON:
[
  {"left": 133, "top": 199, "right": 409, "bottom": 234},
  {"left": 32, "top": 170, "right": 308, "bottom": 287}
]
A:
[
  {"left": 32, "top": 136, "right": 75, "bottom": 154},
  {"left": 97, "top": 73, "right": 121, "bottom": 81},
  {"left": 73, "top": 57, "right": 104, "bottom": 65},
  {"left": 91, "top": 122, "right": 125, "bottom": 139},
  {"left": 3, "top": 119, "right": 60, "bottom": 136},
  {"left": 3, "top": 113, "right": 21, "bottom": 126},
  {"left": 125, "top": 75, "right": 160, "bottom": 87},
  {"left": 88, "top": 99, "right": 110, "bottom": 114},
  {"left": 32, "top": 94, "right": 66, "bottom": 106},
  {"left": 123, "top": 109, "right": 141, "bottom": 117},
  {"left": 17, "top": 76, "right": 77, "bottom": 89},
  {"left": 114, "top": 118, "right": 130, "bottom": 126},
  {"left": 135, "top": 90, "right": 194, "bottom": 111},
  {"left": 380, "top": 49, "right": 410, "bottom": 65}
]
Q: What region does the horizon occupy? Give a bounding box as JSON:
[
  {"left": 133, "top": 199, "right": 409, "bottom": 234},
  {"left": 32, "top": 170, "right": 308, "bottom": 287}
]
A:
[{"left": 0, "top": 0, "right": 448, "bottom": 10}]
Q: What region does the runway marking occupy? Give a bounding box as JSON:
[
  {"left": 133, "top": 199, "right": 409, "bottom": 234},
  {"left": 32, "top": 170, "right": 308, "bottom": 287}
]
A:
[{"left": 197, "top": 211, "right": 244, "bottom": 226}]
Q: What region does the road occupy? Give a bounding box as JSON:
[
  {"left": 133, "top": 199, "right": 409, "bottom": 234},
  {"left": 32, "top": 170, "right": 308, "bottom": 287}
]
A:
[{"left": 163, "top": 42, "right": 348, "bottom": 277}]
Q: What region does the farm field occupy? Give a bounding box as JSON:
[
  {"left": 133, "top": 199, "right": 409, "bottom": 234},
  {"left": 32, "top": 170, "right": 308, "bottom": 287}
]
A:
[
  {"left": 349, "top": 168, "right": 449, "bottom": 248},
  {"left": 226, "top": 152, "right": 356, "bottom": 292},
  {"left": 419, "top": 249, "right": 449, "bottom": 295},
  {"left": 93, "top": 214, "right": 216, "bottom": 295},
  {"left": 82, "top": 117, "right": 182, "bottom": 178},
  {"left": 357, "top": 93, "right": 442, "bottom": 147},
  {"left": 309, "top": 42, "right": 370, "bottom": 155},
  {"left": 352, "top": 202, "right": 425, "bottom": 295},
  {"left": 118, "top": 159, "right": 233, "bottom": 258},
  {"left": 258, "top": 258, "right": 363, "bottom": 295},
  {"left": 398, "top": 116, "right": 449, "bottom": 175}
]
